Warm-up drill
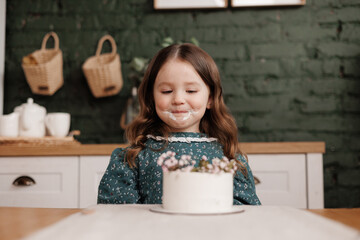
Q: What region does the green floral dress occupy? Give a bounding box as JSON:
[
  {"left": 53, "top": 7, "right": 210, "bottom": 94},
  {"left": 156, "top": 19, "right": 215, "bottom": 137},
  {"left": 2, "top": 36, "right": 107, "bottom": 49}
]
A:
[{"left": 98, "top": 132, "right": 261, "bottom": 205}]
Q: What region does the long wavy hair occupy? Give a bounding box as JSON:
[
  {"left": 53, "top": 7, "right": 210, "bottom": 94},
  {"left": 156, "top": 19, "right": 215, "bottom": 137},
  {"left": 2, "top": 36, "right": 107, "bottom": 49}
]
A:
[{"left": 125, "top": 43, "right": 246, "bottom": 173}]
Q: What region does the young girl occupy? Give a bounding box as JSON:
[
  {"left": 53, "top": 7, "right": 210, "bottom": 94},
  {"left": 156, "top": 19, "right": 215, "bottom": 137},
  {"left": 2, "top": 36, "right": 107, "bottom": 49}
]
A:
[{"left": 98, "top": 43, "right": 261, "bottom": 205}]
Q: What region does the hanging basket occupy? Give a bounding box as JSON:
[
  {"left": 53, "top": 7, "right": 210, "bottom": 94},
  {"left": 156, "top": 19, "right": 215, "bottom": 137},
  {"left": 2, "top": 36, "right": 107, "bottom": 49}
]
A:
[
  {"left": 21, "top": 32, "right": 64, "bottom": 96},
  {"left": 82, "top": 35, "right": 123, "bottom": 98}
]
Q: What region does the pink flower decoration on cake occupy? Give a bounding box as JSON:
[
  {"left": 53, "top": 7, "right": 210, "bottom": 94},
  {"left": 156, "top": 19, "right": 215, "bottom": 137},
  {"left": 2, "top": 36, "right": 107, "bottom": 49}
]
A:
[{"left": 157, "top": 151, "right": 239, "bottom": 174}]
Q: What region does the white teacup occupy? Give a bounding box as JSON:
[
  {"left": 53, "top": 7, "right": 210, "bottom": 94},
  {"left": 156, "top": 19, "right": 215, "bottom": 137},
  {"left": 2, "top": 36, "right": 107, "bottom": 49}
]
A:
[
  {"left": 0, "top": 112, "right": 19, "bottom": 137},
  {"left": 45, "top": 113, "right": 71, "bottom": 137}
]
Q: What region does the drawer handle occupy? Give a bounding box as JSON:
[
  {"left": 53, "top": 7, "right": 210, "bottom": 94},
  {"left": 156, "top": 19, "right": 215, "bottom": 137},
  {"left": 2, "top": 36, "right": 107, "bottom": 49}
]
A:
[
  {"left": 13, "top": 176, "right": 36, "bottom": 186},
  {"left": 253, "top": 176, "right": 261, "bottom": 185}
]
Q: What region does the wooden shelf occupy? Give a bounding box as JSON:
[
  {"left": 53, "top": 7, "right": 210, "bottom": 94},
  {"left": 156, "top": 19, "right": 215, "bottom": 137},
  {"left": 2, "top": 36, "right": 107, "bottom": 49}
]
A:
[{"left": 240, "top": 142, "right": 325, "bottom": 154}]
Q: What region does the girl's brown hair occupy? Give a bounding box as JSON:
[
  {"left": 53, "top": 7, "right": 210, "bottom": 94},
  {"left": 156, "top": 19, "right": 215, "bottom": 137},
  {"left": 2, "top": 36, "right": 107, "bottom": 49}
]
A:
[{"left": 125, "top": 43, "right": 246, "bottom": 173}]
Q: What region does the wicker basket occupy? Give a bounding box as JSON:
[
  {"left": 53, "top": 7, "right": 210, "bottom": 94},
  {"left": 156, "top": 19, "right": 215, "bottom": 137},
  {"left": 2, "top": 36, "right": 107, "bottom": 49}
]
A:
[
  {"left": 82, "top": 35, "right": 123, "bottom": 98},
  {"left": 21, "top": 32, "right": 63, "bottom": 95}
]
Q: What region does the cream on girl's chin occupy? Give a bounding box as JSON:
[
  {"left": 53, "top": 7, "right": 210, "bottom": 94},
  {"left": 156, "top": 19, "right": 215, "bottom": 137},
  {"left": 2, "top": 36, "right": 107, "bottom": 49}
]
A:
[{"left": 163, "top": 110, "right": 199, "bottom": 121}]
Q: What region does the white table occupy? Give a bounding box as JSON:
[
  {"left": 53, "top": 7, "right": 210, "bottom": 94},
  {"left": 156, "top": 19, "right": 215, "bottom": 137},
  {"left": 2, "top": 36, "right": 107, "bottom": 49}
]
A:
[{"left": 24, "top": 205, "right": 359, "bottom": 240}]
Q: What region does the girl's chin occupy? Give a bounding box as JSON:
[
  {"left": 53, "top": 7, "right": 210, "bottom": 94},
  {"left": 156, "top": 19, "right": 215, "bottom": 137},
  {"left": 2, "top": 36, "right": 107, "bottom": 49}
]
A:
[
  {"left": 170, "top": 118, "right": 187, "bottom": 123},
  {"left": 168, "top": 122, "right": 188, "bottom": 129}
]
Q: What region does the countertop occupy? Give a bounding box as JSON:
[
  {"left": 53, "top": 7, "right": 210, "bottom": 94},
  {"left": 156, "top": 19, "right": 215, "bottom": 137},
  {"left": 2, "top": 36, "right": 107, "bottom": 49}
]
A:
[{"left": 0, "top": 142, "right": 325, "bottom": 156}]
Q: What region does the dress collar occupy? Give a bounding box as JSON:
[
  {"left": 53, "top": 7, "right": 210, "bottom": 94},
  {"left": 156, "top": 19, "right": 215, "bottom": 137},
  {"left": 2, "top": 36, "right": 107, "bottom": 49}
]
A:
[{"left": 146, "top": 132, "right": 217, "bottom": 143}]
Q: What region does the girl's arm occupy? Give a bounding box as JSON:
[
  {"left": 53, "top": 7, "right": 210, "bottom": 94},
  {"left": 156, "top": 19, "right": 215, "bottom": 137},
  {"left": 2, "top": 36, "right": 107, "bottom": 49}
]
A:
[
  {"left": 97, "top": 148, "right": 140, "bottom": 204},
  {"left": 233, "top": 154, "right": 261, "bottom": 205}
]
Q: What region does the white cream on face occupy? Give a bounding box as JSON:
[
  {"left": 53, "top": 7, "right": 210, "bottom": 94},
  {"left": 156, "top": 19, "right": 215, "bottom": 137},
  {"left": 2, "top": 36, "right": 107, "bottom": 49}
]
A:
[
  {"left": 163, "top": 109, "right": 199, "bottom": 121},
  {"left": 163, "top": 111, "right": 177, "bottom": 120}
]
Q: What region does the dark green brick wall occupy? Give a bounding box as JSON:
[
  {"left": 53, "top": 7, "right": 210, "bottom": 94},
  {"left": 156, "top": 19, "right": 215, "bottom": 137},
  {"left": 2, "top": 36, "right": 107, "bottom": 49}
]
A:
[{"left": 4, "top": 0, "right": 360, "bottom": 207}]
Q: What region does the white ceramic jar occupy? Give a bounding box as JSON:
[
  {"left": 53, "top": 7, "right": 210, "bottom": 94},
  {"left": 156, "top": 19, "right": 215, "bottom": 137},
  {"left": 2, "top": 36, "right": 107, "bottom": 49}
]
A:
[
  {"left": 0, "top": 112, "right": 20, "bottom": 137},
  {"left": 14, "top": 98, "right": 47, "bottom": 137}
]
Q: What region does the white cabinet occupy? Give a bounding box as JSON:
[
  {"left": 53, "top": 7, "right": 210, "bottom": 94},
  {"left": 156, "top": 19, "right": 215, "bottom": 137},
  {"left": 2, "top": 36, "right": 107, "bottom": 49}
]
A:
[
  {"left": 248, "top": 153, "right": 324, "bottom": 209},
  {"left": 0, "top": 155, "right": 110, "bottom": 209},
  {"left": 248, "top": 154, "right": 307, "bottom": 208},
  {"left": 79, "top": 156, "right": 110, "bottom": 208},
  {"left": 0, "top": 152, "right": 323, "bottom": 209},
  {"left": 0, "top": 157, "right": 78, "bottom": 208}
]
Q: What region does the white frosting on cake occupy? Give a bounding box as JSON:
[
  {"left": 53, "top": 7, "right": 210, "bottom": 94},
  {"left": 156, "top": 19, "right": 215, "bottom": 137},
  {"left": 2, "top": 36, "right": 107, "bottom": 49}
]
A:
[{"left": 162, "top": 172, "right": 233, "bottom": 213}]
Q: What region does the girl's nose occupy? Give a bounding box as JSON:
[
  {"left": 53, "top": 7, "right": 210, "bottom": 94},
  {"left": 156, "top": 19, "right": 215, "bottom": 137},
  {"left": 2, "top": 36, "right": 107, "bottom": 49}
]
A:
[{"left": 172, "top": 91, "right": 185, "bottom": 105}]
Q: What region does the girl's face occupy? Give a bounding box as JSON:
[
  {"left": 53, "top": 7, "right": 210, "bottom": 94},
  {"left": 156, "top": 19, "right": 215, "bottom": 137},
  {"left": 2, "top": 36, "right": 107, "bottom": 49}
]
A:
[{"left": 153, "top": 59, "right": 211, "bottom": 133}]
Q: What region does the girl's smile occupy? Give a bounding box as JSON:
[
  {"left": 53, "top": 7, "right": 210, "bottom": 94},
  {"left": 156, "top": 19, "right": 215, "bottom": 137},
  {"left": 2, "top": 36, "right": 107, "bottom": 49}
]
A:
[{"left": 153, "top": 59, "right": 211, "bottom": 132}]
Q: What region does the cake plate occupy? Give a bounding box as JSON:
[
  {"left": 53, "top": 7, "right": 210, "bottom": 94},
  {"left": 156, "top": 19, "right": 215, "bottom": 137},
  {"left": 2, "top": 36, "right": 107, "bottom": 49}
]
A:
[{"left": 150, "top": 206, "right": 245, "bottom": 216}]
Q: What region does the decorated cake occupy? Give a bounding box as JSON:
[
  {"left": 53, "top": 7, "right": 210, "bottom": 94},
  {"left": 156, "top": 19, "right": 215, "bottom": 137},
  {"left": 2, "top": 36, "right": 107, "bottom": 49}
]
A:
[{"left": 157, "top": 151, "right": 237, "bottom": 213}]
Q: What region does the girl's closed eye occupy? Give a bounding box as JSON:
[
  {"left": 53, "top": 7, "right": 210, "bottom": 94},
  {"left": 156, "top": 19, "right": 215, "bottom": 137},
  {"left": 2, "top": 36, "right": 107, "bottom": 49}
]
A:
[
  {"left": 161, "top": 90, "right": 173, "bottom": 94},
  {"left": 186, "top": 90, "right": 198, "bottom": 93}
]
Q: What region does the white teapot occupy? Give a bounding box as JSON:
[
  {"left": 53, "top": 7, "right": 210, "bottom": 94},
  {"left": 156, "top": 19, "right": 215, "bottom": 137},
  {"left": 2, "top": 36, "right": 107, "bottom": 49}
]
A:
[{"left": 14, "top": 98, "right": 47, "bottom": 137}]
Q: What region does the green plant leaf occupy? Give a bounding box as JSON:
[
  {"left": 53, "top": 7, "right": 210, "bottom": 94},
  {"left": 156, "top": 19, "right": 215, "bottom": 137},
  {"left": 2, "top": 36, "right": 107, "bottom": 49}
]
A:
[
  {"left": 161, "top": 37, "right": 174, "bottom": 47},
  {"left": 130, "top": 57, "right": 148, "bottom": 72},
  {"left": 190, "top": 37, "right": 200, "bottom": 46}
]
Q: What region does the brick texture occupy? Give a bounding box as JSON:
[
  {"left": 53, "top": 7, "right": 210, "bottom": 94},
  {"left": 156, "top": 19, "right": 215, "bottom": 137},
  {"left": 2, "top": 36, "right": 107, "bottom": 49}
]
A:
[{"left": 4, "top": 1, "right": 360, "bottom": 207}]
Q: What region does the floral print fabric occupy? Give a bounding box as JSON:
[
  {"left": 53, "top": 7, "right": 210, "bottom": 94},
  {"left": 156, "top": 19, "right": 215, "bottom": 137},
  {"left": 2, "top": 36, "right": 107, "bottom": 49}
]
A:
[{"left": 97, "top": 132, "right": 261, "bottom": 205}]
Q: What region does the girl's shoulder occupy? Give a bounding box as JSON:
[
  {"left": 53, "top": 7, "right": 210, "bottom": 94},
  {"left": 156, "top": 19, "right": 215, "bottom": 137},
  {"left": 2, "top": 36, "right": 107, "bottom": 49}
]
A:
[
  {"left": 144, "top": 136, "right": 163, "bottom": 148},
  {"left": 234, "top": 153, "right": 251, "bottom": 171},
  {"left": 236, "top": 153, "right": 248, "bottom": 163},
  {"left": 109, "top": 147, "right": 129, "bottom": 161},
  {"left": 111, "top": 146, "right": 149, "bottom": 158}
]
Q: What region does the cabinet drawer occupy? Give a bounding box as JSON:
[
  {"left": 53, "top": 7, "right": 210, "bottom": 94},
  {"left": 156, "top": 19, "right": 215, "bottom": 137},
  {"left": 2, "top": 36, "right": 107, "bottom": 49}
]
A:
[
  {"left": 0, "top": 157, "right": 79, "bottom": 208},
  {"left": 248, "top": 154, "right": 307, "bottom": 208}
]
